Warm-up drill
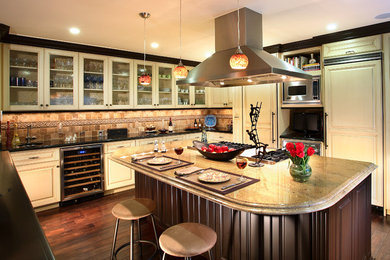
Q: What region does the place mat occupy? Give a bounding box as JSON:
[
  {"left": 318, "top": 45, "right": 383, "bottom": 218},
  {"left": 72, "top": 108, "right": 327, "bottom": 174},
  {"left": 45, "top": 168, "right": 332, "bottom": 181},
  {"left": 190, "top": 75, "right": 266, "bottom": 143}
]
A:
[
  {"left": 175, "top": 166, "right": 203, "bottom": 176},
  {"left": 132, "top": 155, "right": 193, "bottom": 172},
  {"left": 176, "top": 168, "right": 259, "bottom": 195},
  {"left": 131, "top": 154, "right": 155, "bottom": 161}
]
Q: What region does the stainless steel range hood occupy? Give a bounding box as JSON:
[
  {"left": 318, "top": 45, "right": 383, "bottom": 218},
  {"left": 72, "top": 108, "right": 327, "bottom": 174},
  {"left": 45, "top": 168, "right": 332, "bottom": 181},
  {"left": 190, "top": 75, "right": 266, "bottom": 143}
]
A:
[{"left": 177, "top": 8, "right": 312, "bottom": 87}]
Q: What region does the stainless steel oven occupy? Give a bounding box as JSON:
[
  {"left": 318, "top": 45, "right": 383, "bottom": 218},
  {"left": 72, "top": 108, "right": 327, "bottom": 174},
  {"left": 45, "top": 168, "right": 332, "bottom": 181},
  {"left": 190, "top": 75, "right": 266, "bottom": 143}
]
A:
[{"left": 282, "top": 76, "right": 320, "bottom": 105}]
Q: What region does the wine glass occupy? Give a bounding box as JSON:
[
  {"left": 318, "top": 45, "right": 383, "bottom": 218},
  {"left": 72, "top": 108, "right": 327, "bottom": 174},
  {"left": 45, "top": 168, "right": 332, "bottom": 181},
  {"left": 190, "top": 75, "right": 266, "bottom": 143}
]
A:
[
  {"left": 174, "top": 147, "right": 184, "bottom": 164},
  {"left": 236, "top": 158, "right": 248, "bottom": 182}
]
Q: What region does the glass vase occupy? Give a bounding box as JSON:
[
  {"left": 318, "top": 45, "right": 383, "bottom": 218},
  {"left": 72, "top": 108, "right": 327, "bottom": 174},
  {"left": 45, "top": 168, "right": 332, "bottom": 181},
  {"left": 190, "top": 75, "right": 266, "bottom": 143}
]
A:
[{"left": 289, "top": 163, "right": 312, "bottom": 182}]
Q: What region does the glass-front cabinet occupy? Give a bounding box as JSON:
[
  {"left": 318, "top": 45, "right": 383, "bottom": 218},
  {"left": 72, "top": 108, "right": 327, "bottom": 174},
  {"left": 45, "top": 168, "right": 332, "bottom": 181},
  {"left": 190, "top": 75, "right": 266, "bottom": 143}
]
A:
[
  {"left": 44, "top": 49, "right": 79, "bottom": 109},
  {"left": 176, "top": 85, "right": 208, "bottom": 107},
  {"left": 134, "top": 61, "right": 175, "bottom": 108},
  {"left": 79, "top": 53, "right": 108, "bottom": 109},
  {"left": 109, "top": 57, "right": 132, "bottom": 108},
  {"left": 3, "top": 45, "right": 44, "bottom": 110}
]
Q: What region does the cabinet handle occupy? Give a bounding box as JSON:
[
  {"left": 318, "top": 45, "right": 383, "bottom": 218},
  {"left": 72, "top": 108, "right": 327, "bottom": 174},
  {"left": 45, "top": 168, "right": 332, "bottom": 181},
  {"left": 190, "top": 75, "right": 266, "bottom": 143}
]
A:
[
  {"left": 105, "top": 104, "right": 109, "bottom": 106},
  {"left": 324, "top": 112, "right": 328, "bottom": 149},
  {"left": 271, "top": 112, "right": 276, "bottom": 143},
  {"left": 40, "top": 104, "right": 43, "bottom": 107},
  {"left": 345, "top": 50, "right": 356, "bottom": 54},
  {"left": 45, "top": 104, "right": 49, "bottom": 107},
  {"left": 117, "top": 145, "right": 125, "bottom": 148},
  {"left": 110, "top": 104, "right": 112, "bottom": 106},
  {"left": 56, "top": 165, "right": 60, "bottom": 168},
  {"left": 157, "top": 104, "right": 159, "bottom": 106},
  {"left": 28, "top": 156, "right": 39, "bottom": 160}
]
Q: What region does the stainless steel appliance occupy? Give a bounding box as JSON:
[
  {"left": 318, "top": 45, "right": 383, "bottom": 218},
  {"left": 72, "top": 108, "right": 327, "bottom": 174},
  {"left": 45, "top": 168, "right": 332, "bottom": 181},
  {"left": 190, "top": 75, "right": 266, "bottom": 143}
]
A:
[
  {"left": 281, "top": 139, "right": 323, "bottom": 156},
  {"left": 282, "top": 76, "right": 321, "bottom": 105},
  {"left": 60, "top": 144, "right": 104, "bottom": 203}
]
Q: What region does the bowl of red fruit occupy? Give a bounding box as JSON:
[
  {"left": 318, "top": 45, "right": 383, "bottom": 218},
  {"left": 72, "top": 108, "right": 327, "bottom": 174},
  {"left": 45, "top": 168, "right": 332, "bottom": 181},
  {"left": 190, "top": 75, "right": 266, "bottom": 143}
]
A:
[{"left": 193, "top": 140, "right": 245, "bottom": 161}]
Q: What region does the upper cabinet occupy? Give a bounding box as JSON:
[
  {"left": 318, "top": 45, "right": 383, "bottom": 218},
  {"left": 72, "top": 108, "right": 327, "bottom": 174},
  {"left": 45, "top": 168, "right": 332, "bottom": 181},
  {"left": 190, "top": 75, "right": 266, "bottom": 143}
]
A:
[
  {"left": 45, "top": 49, "right": 79, "bottom": 110},
  {"left": 3, "top": 44, "right": 44, "bottom": 110},
  {"left": 156, "top": 63, "right": 175, "bottom": 108},
  {"left": 282, "top": 46, "right": 321, "bottom": 77},
  {"left": 208, "top": 87, "right": 233, "bottom": 107},
  {"left": 323, "top": 35, "right": 382, "bottom": 58},
  {"left": 176, "top": 85, "right": 208, "bottom": 107},
  {"left": 109, "top": 57, "right": 133, "bottom": 108},
  {"left": 79, "top": 53, "right": 108, "bottom": 109}
]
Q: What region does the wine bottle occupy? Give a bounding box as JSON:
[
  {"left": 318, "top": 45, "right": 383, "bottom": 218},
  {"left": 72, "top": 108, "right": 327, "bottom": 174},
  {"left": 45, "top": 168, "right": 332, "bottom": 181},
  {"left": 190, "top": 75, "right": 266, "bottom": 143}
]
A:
[
  {"left": 6, "top": 121, "right": 11, "bottom": 147},
  {"left": 194, "top": 119, "right": 197, "bottom": 128},
  {"left": 198, "top": 119, "right": 202, "bottom": 129},
  {"left": 168, "top": 117, "right": 173, "bottom": 132}
]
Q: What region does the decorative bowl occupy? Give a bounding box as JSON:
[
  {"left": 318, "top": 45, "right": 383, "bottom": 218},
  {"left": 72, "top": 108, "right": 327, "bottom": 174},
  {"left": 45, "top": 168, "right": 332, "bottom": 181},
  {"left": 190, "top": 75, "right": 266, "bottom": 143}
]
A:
[{"left": 193, "top": 140, "right": 245, "bottom": 161}]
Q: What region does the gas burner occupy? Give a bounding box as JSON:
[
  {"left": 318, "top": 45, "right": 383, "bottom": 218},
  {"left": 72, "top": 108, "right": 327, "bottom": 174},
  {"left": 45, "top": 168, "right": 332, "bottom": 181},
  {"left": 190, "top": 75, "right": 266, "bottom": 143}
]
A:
[
  {"left": 252, "top": 149, "right": 289, "bottom": 163},
  {"left": 212, "top": 141, "right": 256, "bottom": 150}
]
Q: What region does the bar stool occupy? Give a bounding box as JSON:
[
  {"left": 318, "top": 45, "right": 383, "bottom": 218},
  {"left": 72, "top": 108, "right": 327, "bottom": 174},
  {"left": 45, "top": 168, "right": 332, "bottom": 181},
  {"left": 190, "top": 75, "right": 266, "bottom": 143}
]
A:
[
  {"left": 159, "top": 222, "right": 217, "bottom": 260},
  {"left": 110, "top": 198, "right": 159, "bottom": 260}
]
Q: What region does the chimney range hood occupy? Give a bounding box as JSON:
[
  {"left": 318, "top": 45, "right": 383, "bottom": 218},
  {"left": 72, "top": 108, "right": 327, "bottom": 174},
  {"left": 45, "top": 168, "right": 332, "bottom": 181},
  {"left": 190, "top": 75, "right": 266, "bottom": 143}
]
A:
[{"left": 177, "top": 8, "right": 312, "bottom": 87}]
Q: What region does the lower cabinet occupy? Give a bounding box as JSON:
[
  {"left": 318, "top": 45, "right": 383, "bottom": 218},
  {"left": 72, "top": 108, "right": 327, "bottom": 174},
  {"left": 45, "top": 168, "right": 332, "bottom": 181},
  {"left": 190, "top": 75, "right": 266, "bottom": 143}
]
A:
[
  {"left": 11, "top": 149, "right": 61, "bottom": 208},
  {"left": 104, "top": 140, "right": 135, "bottom": 191},
  {"left": 207, "top": 132, "right": 233, "bottom": 143}
]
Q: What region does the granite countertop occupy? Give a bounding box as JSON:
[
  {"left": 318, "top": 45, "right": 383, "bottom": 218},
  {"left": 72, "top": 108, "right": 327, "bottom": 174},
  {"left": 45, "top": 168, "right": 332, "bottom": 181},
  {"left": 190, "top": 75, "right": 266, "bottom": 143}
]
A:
[
  {"left": 2, "top": 129, "right": 233, "bottom": 152},
  {"left": 0, "top": 151, "right": 54, "bottom": 259},
  {"left": 111, "top": 141, "right": 376, "bottom": 215}
]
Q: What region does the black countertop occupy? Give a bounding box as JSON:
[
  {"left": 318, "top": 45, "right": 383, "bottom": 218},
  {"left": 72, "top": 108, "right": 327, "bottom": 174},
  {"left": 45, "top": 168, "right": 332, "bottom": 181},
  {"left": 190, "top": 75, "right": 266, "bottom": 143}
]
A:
[
  {"left": 0, "top": 151, "right": 55, "bottom": 259},
  {"left": 2, "top": 129, "right": 233, "bottom": 152}
]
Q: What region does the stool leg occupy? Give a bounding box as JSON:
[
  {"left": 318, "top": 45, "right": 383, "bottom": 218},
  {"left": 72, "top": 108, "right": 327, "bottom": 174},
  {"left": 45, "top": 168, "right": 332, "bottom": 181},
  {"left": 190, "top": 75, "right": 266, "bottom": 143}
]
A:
[
  {"left": 150, "top": 214, "right": 160, "bottom": 251},
  {"left": 130, "top": 220, "right": 134, "bottom": 260},
  {"left": 110, "top": 218, "right": 120, "bottom": 260},
  {"left": 137, "top": 219, "right": 142, "bottom": 256},
  {"left": 208, "top": 250, "right": 213, "bottom": 260},
  {"left": 162, "top": 252, "right": 166, "bottom": 260}
]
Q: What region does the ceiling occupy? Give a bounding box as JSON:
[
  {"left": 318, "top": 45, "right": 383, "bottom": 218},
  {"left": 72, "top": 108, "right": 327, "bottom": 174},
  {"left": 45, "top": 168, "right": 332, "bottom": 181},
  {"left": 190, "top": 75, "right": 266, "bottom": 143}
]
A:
[{"left": 0, "top": 0, "right": 389, "bottom": 62}]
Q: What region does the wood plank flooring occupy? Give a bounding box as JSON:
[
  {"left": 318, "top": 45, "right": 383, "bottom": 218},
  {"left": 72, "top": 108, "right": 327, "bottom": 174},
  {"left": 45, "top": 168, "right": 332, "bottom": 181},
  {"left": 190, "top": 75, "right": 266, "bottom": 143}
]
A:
[{"left": 37, "top": 190, "right": 390, "bottom": 260}]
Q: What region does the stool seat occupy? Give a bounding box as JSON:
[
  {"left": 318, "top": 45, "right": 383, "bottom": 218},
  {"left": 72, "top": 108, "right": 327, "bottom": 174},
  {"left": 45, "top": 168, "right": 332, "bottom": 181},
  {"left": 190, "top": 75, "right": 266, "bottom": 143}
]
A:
[
  {"left": 159, "top": 222, "right": 217, "bottom": 257},
  {"left": 112, "top": 198, "right": 156, "bottom": 220}
]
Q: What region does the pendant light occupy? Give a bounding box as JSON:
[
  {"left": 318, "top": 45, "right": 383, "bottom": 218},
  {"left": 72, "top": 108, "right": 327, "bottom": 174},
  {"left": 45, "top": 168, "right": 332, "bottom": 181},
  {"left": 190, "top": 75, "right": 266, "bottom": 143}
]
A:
[
  {"left": 173, "top": 0, "right": 188, "bottom": 79},
  {"left": 139, "top": 12, "right": 152, "bottom": 86},
  {"left": 229, "top": 0, "right": 248, "bottom": 70}
]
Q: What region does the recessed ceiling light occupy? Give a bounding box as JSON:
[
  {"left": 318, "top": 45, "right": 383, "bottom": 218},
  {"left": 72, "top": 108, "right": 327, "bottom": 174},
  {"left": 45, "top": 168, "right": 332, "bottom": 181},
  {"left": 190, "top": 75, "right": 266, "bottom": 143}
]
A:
[
  {"left": 220, "top": 81, "right": 225, "bottom": 85},
  {"left": 205, "top": 52, "right": 213, "bottom": 58},
  {"left": 281, "top": 75, "right": 287, "bottom": 80},
  {"left": 247, "top": 79, "right": 253, "bottom": 83},
  {"left": 69, "top": 27, "right": 80, "bottom": 35},
  {"left": 326, "top": 23, "right": 337, "bottom": 31},
  {"left": 151, "top": 42, "right": 159, "bottom": 48},
  {"left": 375, "top": 13, "right": 390, "bottom": 19}
]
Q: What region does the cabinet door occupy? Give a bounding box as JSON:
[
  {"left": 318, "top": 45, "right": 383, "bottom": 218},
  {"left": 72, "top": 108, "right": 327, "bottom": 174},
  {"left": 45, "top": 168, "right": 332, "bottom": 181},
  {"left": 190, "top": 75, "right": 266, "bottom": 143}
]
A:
[
  {"left": 157, "top": 64, "right": 175, "bottom": 107},
  {"left": 3, "top": 44, "right": 44, "bottom": 110},
  {"left": 134, "top": 61, "right": 155, "bottom": 107},
  {"left": 177, "top": 85, "right": 191, "bottom": 107},
  {"left": 44, "top": 49, "right": 79, "bottom": 110},
  {"left": 16, "top": 161, "right": 60, "bottom": 207},
  {"left": 104, "top": 157, "right": 134, "bottom": 190},
  {"left": 243, "top": 84, "right": 277, "bottom": 148},
  {"left": 193, "top": 86, "right": 207, "bottom": 107},
  {"left": 208, "top": 87, "right": 228, "bottom": 107},
  {"left": 324, "top": 60, "right": 383, "bottom": 206},
  {"left": 323, "top": 35, "right": 382, "bottom": 58},
  {"left": 79, "top": 53, "right": 108, "bottom": 109},
  {"left": 109, "top": 57, "right": 133, "bottom": 108}
]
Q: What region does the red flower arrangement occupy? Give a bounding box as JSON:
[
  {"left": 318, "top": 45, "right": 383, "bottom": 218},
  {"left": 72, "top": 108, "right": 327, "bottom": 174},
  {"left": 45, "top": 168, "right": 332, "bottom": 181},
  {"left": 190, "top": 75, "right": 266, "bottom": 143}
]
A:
[{"left": 285, "top": 142, "right": 315, "bottom": 166}]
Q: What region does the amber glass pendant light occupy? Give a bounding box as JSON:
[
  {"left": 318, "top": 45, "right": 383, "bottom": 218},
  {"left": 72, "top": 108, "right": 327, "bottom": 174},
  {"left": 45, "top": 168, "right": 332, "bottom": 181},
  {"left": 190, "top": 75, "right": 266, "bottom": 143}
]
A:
[
  {"left": 229, "top": 0, "right": 248, "bottom": 70},
  {"left": 139, "top": 12, "right": 152, "bottom": 86},
  {"left": 173, "top": 0, "right": 188, "bottom": 79}
]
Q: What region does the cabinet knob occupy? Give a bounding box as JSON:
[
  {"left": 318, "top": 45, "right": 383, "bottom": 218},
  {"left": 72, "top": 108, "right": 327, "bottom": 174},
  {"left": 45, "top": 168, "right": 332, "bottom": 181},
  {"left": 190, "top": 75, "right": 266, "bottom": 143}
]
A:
[
  {"left": 56, "top": 165, "right": 60, "bottom": 168},
  {"left": 110, "top": 104, "right": 112, "bottom": 106},
  {"left": 40, "top": 104, "right": 43, "bottom": 107},
  {"left": 106, "top": 104, "right": 109, "bottom": 106},
  {"left": 45, "top": 104, "right": 49, "bottom": 107},
  {"left": 157, "top": 104, "right": 159, "bottom": 106}
]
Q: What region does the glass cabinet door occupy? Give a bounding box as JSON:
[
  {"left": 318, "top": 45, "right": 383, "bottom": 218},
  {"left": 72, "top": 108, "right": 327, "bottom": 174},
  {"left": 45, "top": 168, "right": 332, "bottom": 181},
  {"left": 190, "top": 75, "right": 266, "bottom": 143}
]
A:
[
  {"left": 194, "top": 86, "right": 206, "bottom": 105},
  {"left": 111, "top": 60, "right": 131, "bottom": 107},
  {"left": 82, "top": 57, "right": 105, "bottom": 107},
  {"left": 46, "top": 50, "right": 78, "bottom": 109},
  {"left": 8, "top": 48, "right": 42, "bottom": 108},
  {"left": 157, "top": 66, "right": 173, "bottom": 106},
  {"left": 136, "top": 63, "right": 153, "bottom": 106},
  {"left": 177, "top": 85, "right": 191, "bottom": 106}
]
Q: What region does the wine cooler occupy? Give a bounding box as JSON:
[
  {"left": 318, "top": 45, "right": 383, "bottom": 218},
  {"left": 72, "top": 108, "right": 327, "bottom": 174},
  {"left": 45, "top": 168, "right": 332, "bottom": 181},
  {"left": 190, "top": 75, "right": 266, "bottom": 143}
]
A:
[{"left": 60, "top": 144, "right": 104, "bottom": 202}]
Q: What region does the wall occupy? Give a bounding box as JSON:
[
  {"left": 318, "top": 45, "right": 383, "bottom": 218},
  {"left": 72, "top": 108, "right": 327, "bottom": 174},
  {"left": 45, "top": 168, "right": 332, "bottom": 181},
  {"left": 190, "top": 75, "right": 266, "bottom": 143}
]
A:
[{"left": 1, "top": 109, "right": 232, "bottom": 142}]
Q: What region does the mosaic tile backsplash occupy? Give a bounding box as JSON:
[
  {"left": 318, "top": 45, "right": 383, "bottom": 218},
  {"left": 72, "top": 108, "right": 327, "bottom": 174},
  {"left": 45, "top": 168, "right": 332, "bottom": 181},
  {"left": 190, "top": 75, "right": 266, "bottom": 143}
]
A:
[{"left": 1, "top": 109, "right": 232, "bottom": 141}]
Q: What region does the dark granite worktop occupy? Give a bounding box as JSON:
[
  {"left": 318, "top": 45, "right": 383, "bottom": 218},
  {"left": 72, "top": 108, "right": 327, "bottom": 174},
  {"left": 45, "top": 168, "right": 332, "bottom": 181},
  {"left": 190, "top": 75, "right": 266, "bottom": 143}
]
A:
[{"left": 2, "top": 129, "right": 233, "bottom": 152}]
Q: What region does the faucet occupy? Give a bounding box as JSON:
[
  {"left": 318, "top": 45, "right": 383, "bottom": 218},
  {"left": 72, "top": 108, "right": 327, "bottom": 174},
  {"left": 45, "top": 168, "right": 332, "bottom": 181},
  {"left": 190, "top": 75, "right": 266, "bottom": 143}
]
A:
[{"left": 25, "top": 125, "right": 35, "bottom": 144}]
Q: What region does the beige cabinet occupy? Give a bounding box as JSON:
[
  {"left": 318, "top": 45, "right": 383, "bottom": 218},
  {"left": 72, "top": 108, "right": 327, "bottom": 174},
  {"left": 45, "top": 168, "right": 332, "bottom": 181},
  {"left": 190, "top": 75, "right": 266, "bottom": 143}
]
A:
[
  {"left": 207, "top": 132, "right": 233, "bottom": 143},
  {"left": 383, "top": 33, "right": 390, "bottom": 214},
  {"left": 208, "top": 87, "right": 232, "bottom": 107},
  {"left": 104, "top": 140, "right": 135, "bottom": 190},
  {"left": 177, "top": 85, "right": 208, "bottom": 107},
  {"left": 323, "top": 35, "right": 382, "bottom": 58},
  {"left": 243, "top": 84, "right": 278, "bottom": 148},
  {"left": 324, "top": 59, "right": 383, "bottom": 206},
  {"left": 232, "top": 86, "right": 244, "bottom": 143},
  {"left": 108, "top": 57, "right": 133, "bottom": 108},
  {"left": 10, "top": 148, "right": 60, "bottom": 208}
]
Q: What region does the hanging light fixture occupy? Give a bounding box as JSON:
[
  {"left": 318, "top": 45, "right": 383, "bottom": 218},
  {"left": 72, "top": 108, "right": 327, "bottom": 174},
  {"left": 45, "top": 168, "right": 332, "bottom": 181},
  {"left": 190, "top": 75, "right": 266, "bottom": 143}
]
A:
[
  {"left": 139, "top": 12, "right": 152, "bottom": 86},
  {"left": 229, "top": 0, "right": 248, "bottom": 70},
  {"left": 173, "top": 0, "right": 188, "bottom": 79}
]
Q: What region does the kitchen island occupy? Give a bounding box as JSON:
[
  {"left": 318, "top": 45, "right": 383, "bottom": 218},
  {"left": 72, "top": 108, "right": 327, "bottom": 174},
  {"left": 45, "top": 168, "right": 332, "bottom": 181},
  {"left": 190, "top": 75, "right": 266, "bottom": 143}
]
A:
[{"left": 111, "top": 141, "right": 376, "bottom": 260}]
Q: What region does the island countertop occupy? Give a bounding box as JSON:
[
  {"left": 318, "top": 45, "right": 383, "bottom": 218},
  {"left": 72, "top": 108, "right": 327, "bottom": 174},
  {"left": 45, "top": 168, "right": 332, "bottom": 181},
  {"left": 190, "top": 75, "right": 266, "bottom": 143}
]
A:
[{"left": 111, "top": 143, "right": 376, "bottom": 215}]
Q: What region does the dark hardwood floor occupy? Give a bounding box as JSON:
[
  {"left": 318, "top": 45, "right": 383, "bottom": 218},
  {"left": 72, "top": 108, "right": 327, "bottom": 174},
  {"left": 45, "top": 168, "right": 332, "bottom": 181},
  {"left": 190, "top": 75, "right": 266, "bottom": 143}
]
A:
[{"left": 37, "top": 190, "right": 390, "bottom": 260}]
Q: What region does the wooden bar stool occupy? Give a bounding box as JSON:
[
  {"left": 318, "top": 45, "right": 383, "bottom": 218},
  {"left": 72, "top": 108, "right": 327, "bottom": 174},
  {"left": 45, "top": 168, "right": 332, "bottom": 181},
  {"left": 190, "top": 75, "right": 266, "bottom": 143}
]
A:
[
  {"left": 110, "top": 198, "right": 159, "bottom": 260},
  {"left": 159, "top": 222, "right": 217, "bottom": 260}
]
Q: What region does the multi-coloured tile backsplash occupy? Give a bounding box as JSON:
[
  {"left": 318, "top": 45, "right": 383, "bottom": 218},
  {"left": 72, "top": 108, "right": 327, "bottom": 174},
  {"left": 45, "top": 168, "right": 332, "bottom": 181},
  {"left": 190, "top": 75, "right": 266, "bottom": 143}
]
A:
[{"left": 1, "top": 109, "right": 232, "bottom": 141}]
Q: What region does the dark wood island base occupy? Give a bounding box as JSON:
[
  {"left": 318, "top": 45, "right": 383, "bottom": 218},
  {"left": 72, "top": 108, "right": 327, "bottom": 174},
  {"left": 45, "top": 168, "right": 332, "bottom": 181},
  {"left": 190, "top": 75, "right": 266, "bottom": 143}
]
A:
[{"left": 135, "top": 172, "right": 371, "bottom": 260}]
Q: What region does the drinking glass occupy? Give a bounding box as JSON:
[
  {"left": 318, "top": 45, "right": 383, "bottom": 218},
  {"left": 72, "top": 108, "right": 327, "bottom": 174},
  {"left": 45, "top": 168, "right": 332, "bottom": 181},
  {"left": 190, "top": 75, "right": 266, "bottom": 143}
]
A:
[
  {"left": 236, "top": 158, "right": 248, "bottom": 182},
  {"left": 174, "top": 147, "right": 184, "bottom": 164}
]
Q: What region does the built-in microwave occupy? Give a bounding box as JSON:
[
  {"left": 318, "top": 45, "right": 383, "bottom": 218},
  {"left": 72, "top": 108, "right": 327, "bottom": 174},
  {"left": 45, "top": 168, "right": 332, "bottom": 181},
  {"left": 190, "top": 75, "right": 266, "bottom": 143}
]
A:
[{"left": 282, "top": 76, "right": 321, "bottom": 105}]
